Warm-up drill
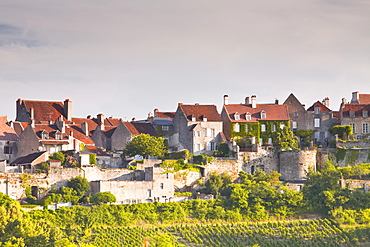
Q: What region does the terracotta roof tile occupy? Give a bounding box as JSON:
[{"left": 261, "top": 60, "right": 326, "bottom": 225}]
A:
[
  {"left": 23, "top": 100, "right": 66, "bottom": 123},
  {"left": 224, "top": 104, "right": 289, "bottom": 122},
  {"left": 123, "top": 122, "right": 140, "bottom": 135},
  {"left": 359, "top": 94, "right": 370, "bottom": 104},
  {"left": 307, "top": 101, "right": 331, "bottom": 112},
  {"left": 179, "top": 104, "right": 222, "bottom": 122},
  {"left": 154, "top": 110, "right": 175, "bottom": 120},
  {"left": 86, "top": 146, "right": 109, "bottom": 156},
  {"left": 0, "top": 116, "right": 18, "bottom": 141},
  {"left": 342, "top": 104, "right": 370, "bottom": 118}
]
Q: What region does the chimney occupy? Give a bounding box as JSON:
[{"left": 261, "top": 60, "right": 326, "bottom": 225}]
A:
[
  {"left": 16, "top": 98, "right": 22, "bottom": 121},
  {"left": 351, "top": 91, "right": 360, "bottom": 104},
  {"left": 30, "top": 107, "right": 34, "bottom": 121},
  {"left": 154, "top": 108, "right": 159, "bottom": 117},
  {"left": 342, "top": 98, "right": 347, "bottom": 105},
  {"left": 58, "top": 115, "right": 65, "bottom": 133},
  {"left": 275, "top": 98, "right": 279, "bottom": 105},
  {"left": 178, "top": 103, "right": 183, "bottom": 106},
  {"left": 87, "top": 115, "right": 91, "bottom": 119},
  {"left": 322, "top": 97, "right": 330, "bottom": 108},
  {"left": 245, "top": 97, "right": 250, "bottom": 105},
  {"left": 148, "top": 112, "right": 153, "bottom": 118},
  {"left": 223, "top": 95, "right": 229, "bottom": 105},
  {"left": 251, "top": 95, "right": 257, "bottom": 108},
  {"left": 81, "top": 121, "right": 89, "bottom": 135},
  {"left": 64, "top": 99, "right": 72, "bottom": 121},
  {"left": 97, "top": 113, "right": 104, "bottom": 124}
]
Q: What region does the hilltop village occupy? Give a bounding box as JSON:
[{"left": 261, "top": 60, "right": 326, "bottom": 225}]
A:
[{"left": 1, "top": 91, "right": 370, "bottom": 204}]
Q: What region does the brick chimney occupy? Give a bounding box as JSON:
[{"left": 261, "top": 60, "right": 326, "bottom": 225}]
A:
[
  {"left": 322, "top": 97, "right": 330, "bottom": 108},
  {"left": 64, "top": 99, "right": 72, "bottom": 121},
  {"left": 245, "top": 97, "right": 250, "bottom": 105}
]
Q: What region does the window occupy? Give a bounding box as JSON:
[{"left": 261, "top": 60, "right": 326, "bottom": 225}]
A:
[
  {"left": 292, "top": 121, "right": 297, "bottom": 129},
  {"left": 261, "top": 111, "right": 266, "bottom": 119},
  {"left": 160, "top": 183, "right": 164, "bottom": 189},
  {"left": 272, "top": 124, "right": 276, "bottom": 132},
  {"left": 268, "top": 138, "right": 272, "bottom": 144},
  {"left": 234, "top": 123, "right": 240, "bottom": 132},
  {"left": 314, "top": 131, "right": 320, "bottom": 141},
  {"left": 350, "top": 123, "right": 355, "bottom": 133},
  {"left": 211, "top": 142, "right": 216, "bottom": 151},
  {"left": 234, "top": 113, "right": 240, "bottom": 120},
  {"left": 4, "top": 146, "right": 12, "bottom": 154},
  {"left": 55, "top": 133, "right": 62, "bottom": 140},
  {"left": 197, "top": 144, "right": 201, "bottom": 151},
  {"left": 362, "top": 123, "right": 369, "bottom": 133},
  {"left": 194, "top": 131, "right": 201, "bottom": 137},
  {"left": 148, "top": 190, "right": 152, "bottom": 197},
  {"left": 166, "top": 173, "right": 169, "bottom": 179},
  {"left": 280, "top": 123, "right": 285, "bottom": 130},
  {"left": 42, "top": 132, "right": 49, "bottom": 139},
  {"left": 246, "top": 113, "right": 251, "bottom": 121},
  {"left": 314, "top": 107, "right": 320, "bottom": 114},
  {"left": 162, "top": 125, "right": 169, "bottom": 131},
  {"left": 314, "top": 118, "right": 320, "bottom": 128},
  {"left": 350, "top": 111, "right": 355, "bottom": 118},
  {"left": 261, "top": 124, "right": 266, "bottom": 132},
  {"left": 294, "top": 112, "right": 298, "bottom": 117},
  {"left": 363, "top": 110, "right": 368, "bottom": 118},
  {"left": 245, "top": 125, "right": 249, "bottom": 132},
  {"left": 205, "top": 128, "right": 210, "bottom": 137},
  {"left": 211, "top": 129, "right": 216, "bottom": 137}
]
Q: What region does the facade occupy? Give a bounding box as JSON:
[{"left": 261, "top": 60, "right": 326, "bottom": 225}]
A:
[
  {"left": 147, "top": 109, "right": 175, "bottom": 149},
  {"left": 340, "top": 91, "right": 370, "bottom": 140},
  {"left": 221, "top": 95, "right": 289, "bottom": 145},
  {"left": 283, "top": 93, "right": 307, "bottom": 131},
  {"left": 171, "top": 103, "right": 224, "bottom": 155},
  {"left": 306, "top": 100, "right": 337, "bottom": 147},
  {"left": 0, "top": 116, "right": 18, "bottom": 164},
  {"left": 90, "top": 167, "right": 174, "bottom": 203}
]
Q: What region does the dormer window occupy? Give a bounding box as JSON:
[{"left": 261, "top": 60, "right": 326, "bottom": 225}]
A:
[
  {"left": 234, "top": 112, "right": 240, "bottom": 121},
  {"left": 246, "top": 113, "right": 251, "bottom": 121},
  {"left": 202, "top": 116, "right": 207, "bottom": 122},
  {"left": 191, "top": 115, "right": 196, "bottom": 121},
  {"left": 314, "top": 107, "right": 320, "bottom": 114},
  {"left": 350, "top": 111, "right": 355, "bottom": 118},
  {"left": 261, "top": 111, "right": 266, "bottom": 119},
  {"left": 55, "top": 132, "right": 62, "bottom": 140},
  {"left": 363, "top": 110, "right": 368, "bottom": 118},
  {"left": 41, "top": 131, "right": 49, "bottom": 139}
]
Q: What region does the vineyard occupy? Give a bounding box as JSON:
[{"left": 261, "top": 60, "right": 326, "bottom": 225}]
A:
[{"left": 88, "top": 218, "right": 370, "bottom": 247}]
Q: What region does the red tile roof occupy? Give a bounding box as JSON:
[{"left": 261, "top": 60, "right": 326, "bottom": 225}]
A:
[
  {"left": 0, "top": 116, "right": 18, "bottom": 141},
  {"left": 154, "top": 110, "right": 175, "bottom": 120},
  {"left": 179, "top": 104, "right": 222, "bottom": 122},
  {"left": 123, "top": 122, "right": 140, "bottom": 135},
  {"left": 22, "top": 100, "right": 66, "bottom": 123},
  {"left": 306, "top": 101, "right": 331, "bottom": 112},
  {"left": 123, "top": 122, "right": 158, "bottom": 136},
  {"left": 86, "top": 146, "right": 109, "bottom": 156},
  {"left": 224, "top": 104, "right": 289, "bottom": 122},
  {"left": 342, "top": 104, "right": 370, "bottom": 118},
  {"left": 359, "top": 94, "right": 370, "bottom": 104}
]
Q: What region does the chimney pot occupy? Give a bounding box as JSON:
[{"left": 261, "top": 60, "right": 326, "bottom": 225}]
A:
[{"left": 223, "top": 95, "right": 229, "bottom": 105}]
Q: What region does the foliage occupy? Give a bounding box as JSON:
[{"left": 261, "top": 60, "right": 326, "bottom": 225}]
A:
[
  {"left": 163, "top": 150, "right": 190, "bottom": 160},
  {"left": 124, "top": 134, "right": 168, "bottom": 158},
  {"left": 329, "top": 125, "right": 353, "bottom": 139},
  {"left": 174, "top": 192, "right": 193, "bottom": 197},
  {"left": 213, "top": 142, "right": 230, "bottom": 157},
  {"left": 49, "top": 151, "right": 65, "bottom": 163},
  {"left": 127, "top": 164, "right": 138, "bottom": 170},
  {"left": 204, "top": 173, "right": 233, "bottom": 197},
  {"left": 91, "top": 192, "right": 116, "bottom": 204},
  {"left": 89, "top": 153, "right": 97, "bottom": 165},
  {"left": 37, "top": 162, "right": 50, "bottom": 173},
  {"left": 275, "top": 126, "right": 299, "bottom": 150},
  {"left": 161, "top": 159, "right": 199, "bottom": 172},
  {"left": 67, "top": 176, "right": 91, "bottom": 197},
  {"left": 293, "top": 129, "right": 315, "bottom": 144}
]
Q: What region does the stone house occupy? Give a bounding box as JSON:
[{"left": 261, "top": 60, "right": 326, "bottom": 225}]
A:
[
  {"left": 339, "top": 91, "right": 370, "bottom": 140},
  {"left": 0, "top": 116, "right": 18, "bottom": 164},
  {"left": 221, "top": 95, "right": 289, "bottom": 145},
  {"left": 306, "top": 100, "right": 337, "bottom": 147},
  {"left": 170, "top": 103, "right": 224, "bottom": 155},
  {"left": 283, "top": 93, "right": 307, "bottom": 131},
  {"left": 90, "top": 166, "right": 174, "bottom": 203},
  {"left": 10, "top": 151, "right": 48, "bottom": 173},
  {"left": 147, "top": 109, "right": 175, "bottom": 149}
]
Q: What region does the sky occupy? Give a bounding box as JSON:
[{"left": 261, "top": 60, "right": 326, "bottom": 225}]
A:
[{"left": 0, "top": 0, "right": 369, "bottom": 121}]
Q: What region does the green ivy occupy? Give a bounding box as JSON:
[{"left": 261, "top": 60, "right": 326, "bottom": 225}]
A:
[
  {"left": 345, "top": 150, "right": 359, "bottom": 165},
  {"left": 335, "top": 148, "right": 347, "bottom": 162}
]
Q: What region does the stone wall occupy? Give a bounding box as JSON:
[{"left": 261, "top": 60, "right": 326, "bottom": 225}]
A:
[
  {"left": 206, "top": 160, "right": 242, "bottom": 179},
  {"left": 279, "top": 150, "right": 317, "bottom": 180},
  {"left": 337, "top": 141, "right": 370, "bottom": 149},
  {"left": 173, "top": 170, "right": 202, "bottom": 191},
  {"left": 241, "top": 148, "right": 279, "bottom": 175}
]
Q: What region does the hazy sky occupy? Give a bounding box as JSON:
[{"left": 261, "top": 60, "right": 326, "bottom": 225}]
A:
[{"left": 0, "top": 0, "right": 369, "bottom": 121}]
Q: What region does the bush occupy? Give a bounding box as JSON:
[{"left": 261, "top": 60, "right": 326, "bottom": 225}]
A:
[{"left": 91, "top": 192, "right": 116, "bottom": 204}]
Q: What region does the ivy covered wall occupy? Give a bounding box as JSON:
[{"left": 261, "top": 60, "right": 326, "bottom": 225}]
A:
[{"left": 230, "top": 120, "right": 289, "bottom": 144}]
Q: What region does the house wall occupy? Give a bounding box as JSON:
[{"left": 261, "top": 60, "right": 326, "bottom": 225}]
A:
[
  {"left": 306, "top": 111, "right": 334, "bottom": 146},
  {"left": 17, "top": 126, "right": 39, "bottom": 157},
  {"left": 341, "top": 117, "right": 370, "bottom": 140},
  {"left": 0, "top": 140, "right": 18, "bottom": 163},
  {"left": 111, "top": 124, "right": 128, "bottom": 151},
  {"left": 91, "top": 128, "right": 106, "bottom": 149},
  {"left": 283, "top": 94, "right": 306, "bottom": 131}
]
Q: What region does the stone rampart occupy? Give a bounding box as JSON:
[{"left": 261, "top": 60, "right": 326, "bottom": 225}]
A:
[{"left": 279, "top": 150, "right": 317, "bottom": 180}]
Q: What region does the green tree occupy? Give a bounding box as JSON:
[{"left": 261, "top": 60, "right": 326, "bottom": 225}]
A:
[
  {"left": 91, "top": 192, "right": 116, "bottom": 204},
  {"left": 49, "top": 152, "right": 65, "bottom": 163},
  {"left": 124, "top": 134, "right": 167, "bottom": 158},
  {"left": 275, "top": 126, "right": 299, "bottom": 150},
  {"left": 67, "top": 176, "right": 90, "bottom": 197}
]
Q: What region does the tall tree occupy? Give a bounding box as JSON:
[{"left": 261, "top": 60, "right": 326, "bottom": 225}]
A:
[{"left": 124, "top": 134, "right": 167, "bottom": 158}]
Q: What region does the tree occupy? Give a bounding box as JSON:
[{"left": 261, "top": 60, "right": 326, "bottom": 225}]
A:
[
  {"left": 91, "top": 192, "right": 116, "bottom": 204},
  {"left": 49, "top": 152, "right": 65, "bottom": 164},
  {"left": 275, "top": 126, "right": 299, "bottom": 150},
  {"left": 124, "top": 134, "right": 167, "bottom": 158},
  {"left": 67, "top": 176, "right": 90, "bottom": 197}
]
